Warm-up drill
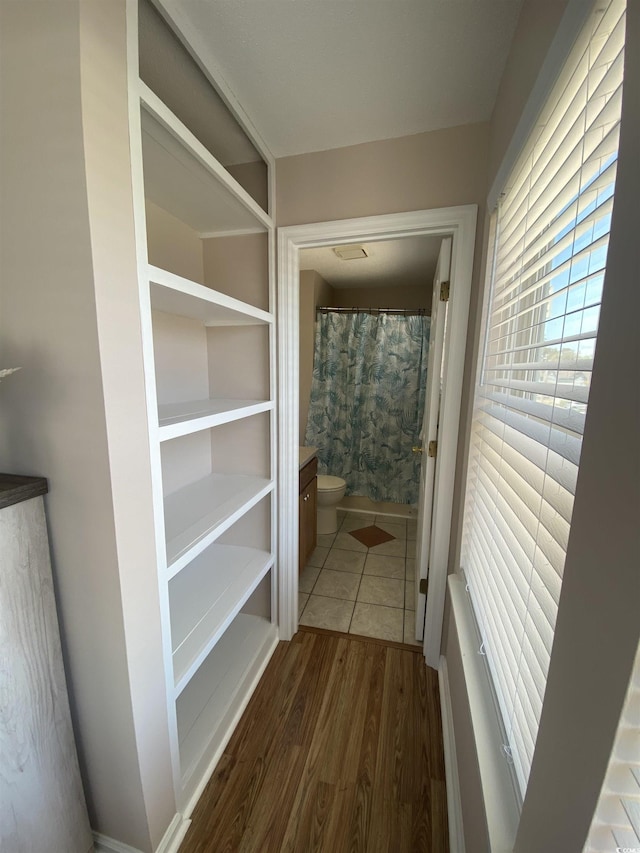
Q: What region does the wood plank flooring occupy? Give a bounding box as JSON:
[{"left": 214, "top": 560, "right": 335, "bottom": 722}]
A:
[{"left": 180, "top": 627, "right": 448, "bottom": 853}]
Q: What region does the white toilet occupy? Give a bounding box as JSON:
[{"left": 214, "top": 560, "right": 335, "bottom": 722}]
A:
[{"left": 317, "top": 475, "right": 347, "bottom": 535}]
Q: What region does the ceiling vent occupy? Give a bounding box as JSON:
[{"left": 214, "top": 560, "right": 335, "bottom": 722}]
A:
[{"left": 333, "top": 244, "right": 368, "bottom": 260}]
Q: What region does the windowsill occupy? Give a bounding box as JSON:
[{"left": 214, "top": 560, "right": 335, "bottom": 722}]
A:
[{"left": 448, "top": 574, "right": 520, "bottom": 852}]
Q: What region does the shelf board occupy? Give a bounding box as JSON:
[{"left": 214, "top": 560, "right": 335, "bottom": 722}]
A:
[
  {"left": 158, "top": 398, "right": 273, "bottom": 441},
  {"left": 170, "top": 545, "right": 273, "bottom": 696},
  {"left": 164, "top": 473, "right": 273, "bottom": 577},
  {"left": 139, "top": 82, "right": 271, "bottom": 237},
  {"left": 176, "top": 614, "right": 277, "bottom": 793},
  {"left": 149, "top": 265, "right": 272, "bottom": 326}
]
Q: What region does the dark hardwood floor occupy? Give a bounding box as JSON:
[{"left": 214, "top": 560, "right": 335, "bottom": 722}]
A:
[{"left": 180, "top": 627, "right": 449, "bottom": 853}]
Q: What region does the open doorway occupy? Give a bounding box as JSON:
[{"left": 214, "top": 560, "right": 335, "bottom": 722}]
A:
[
  {"left": 278, "top": 206, "right": 477, "bottom": 668},
  {"left": 299, "top": 235, "right": 441, "bottom": 510},
  {"left": 296, "top": 235, "right": 442, "bottom": 645}
]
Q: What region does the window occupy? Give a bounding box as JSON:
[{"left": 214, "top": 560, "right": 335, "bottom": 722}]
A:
[
  {"left": 461, "top": 0, "right": 626, "bottom": 797},
  {"left": 584, "top": 643, "right": 640, "bottom": 852}
]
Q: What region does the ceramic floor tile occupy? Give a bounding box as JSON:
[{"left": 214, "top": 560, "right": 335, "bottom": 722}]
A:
[
  {"left": 299, "top": 564, "right": 320, "bottom": 593},
  {"left": 317, "top": 533, "right": 337, "bottom": 548},
  {"left": 406, "top": 558, "right": 416, "bottom": 579},
  {"left": 307, "top": 546, "right": 329, "bottom": 568},
  {"left": 367, "top": 538, "right": 407, "bottom": 558},
  {"left": 298, "top": 592, "right": 309, "bottom": 614},
  {"left": 333, "top": 531, "right": 369, "bottom": 553},
  {"left": 403, "top": 610, "right": 422, "bottom": 646},
  {"left": 407, "top": 521, "right": 417, "bottom": 541},
  {"left": 373, "top": 520, "right": 407, "bottom": 539},
  {"left": 340, "top": 513, "right": 376, "bottom": 532},
  {"left": 363, "top": 554, "right": 405, "bottom": 579},
  {"left": 313, "top": 569, "right": 361, "bottom": 601},
  {"left": 299, "top": 595, "right": 354, "bottom": 633},
  {"left": 350, "top": 602, "right": 404, "bottom": 643},
  {"left": 405, "top": 580, "right": 415, "bottom": 610},
  {"left": 323, "top": 548, "right": 366, "bottom": 574},
  {"left": 357, "top": 575, "right": 404, "bottom": 608}
]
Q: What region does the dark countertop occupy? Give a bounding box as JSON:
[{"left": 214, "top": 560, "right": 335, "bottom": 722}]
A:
[{"left": 0, "top": 474, "right": 48, "bottom": 509}]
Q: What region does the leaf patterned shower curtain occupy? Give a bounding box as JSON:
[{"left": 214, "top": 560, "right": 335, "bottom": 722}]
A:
[{"left": 304, "top": 310, "right": 430, "bottom": 505}]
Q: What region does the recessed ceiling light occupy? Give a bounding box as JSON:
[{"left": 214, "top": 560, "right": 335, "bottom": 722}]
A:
[{"left": 333, "top": 244, "right": 368, "bottom": 260}]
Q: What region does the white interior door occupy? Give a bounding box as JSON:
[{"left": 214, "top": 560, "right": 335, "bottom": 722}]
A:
[{"left": 413, "top": 237, "right": 451, "bottom": 640}]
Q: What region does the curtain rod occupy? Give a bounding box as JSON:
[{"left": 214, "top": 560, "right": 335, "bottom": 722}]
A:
[{"left": 316, "top": 307, "right": 430, "bottom": 316}]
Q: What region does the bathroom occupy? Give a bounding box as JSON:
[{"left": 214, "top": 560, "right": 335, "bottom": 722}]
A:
[{"left": 297, "top": 235, "right": 443, "bottom": 644}]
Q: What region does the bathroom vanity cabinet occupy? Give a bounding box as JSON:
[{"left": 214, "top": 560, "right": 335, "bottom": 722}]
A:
[
  {"left": 129, "top": 1, "right": 278, "bottom": 813},
  {"left": 299, "top": 456, "right": 318, "bottom": 570}
]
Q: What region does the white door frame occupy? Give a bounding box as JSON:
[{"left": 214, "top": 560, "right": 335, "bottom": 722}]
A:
[{"left": 277, "top": 205, "right": 477, "bottom": 668}]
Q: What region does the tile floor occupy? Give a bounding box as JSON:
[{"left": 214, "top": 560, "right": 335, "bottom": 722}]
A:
[{"left": 299, "top": 510, "right": 422, "bottom": 646}]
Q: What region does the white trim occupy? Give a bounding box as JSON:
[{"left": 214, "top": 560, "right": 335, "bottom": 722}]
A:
[
  {"left": 487, "top": 0, "right": 594, "bottom": 211},
  {"left": 93, "top": 833, "right": 142, "bottom": 853},
  {"left": 422, "top": 208, "right": 476, "bottom": 668},
  {"left": 126, "top": 0, "right": 183, "bottom": 805},
  {"left": 92, "top": 813, "right": 190, "bottom": 853},
  {"left": 155, "top": 813, "right": 191, "bottom": 853},
  {"left": 438, "top": 656, "right": 466, "bottom": 853},
  {"left": 448, "top": 574, "right": 519, "bottom": 853},
  {"left": 277, "top": 206, "right": 477, "bottom": 647},
  {"left": 198, "top": 227, "right": 265, "bottom": 239}
]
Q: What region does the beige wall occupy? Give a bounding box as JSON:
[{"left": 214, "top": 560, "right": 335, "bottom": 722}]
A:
[
  {"left": 299, "top": 270, "right": 334, "bottom": 443},
  {"left": 332, "top": 284, "right": 431, "bottom": 311},
  {"left": 0, "top": 2, "right": 174, "bottom": 850},
  {"left": 487, "top": 0, "right": 569, "bottom": 187},
  {"left": 442, "top": 1, "right": 640, "bottom": 850},
  {"left": 277, "top": 122, "right": 489, "bottom": 227},
  {"left": 146, "top": 201, "right": 204, "bottom": 282},
  {"left": 203, "top": 232, "right": 270, "bottom": 311},
  {"left": 228, "top": 161, "right": 269, "bottom": 213},
  {"left": 279, "top": 121, "right": 490, "bottom": 564}
]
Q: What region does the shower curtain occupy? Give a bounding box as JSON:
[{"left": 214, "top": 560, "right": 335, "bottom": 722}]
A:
[{"left": 305, "top": 309, "right": 430, "bottom": 505}]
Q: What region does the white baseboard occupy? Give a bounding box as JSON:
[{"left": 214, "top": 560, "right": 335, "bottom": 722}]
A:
[
  {"left": 93, "top": 813, "right": 190, "bottom": 853},
  {"left": 93, "top": 833, "right": 142, "bottom": 853},
  {"left": 438, "top": 655, "right": 466, "bottom": 853},
  {"left": 156, "top": 813, "right": 191, "bottom": 853}
]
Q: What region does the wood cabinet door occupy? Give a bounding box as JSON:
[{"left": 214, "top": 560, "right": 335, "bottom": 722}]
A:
[
  {"left": 299, "top": 490, "right": 308, "bottom": 572},
  {"left": 298, "top": 477, "right": 318, "bottom": 572}
]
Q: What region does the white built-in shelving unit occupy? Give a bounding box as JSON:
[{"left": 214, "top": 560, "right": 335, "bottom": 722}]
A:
[{"left": 128, "top": 0, "right": 278, "bottom": 813}]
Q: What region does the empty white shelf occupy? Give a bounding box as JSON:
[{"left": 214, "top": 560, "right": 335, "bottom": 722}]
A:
[
  {"left": 177, "top": 614, "right": 278, "bottom": 791},
  {"left": 139, "top": 82, "right": 271, "bottom": 236},
  {"left": 164, "top": 473, "right": 273, "bottom": 576},
  {"left": 170, "top": 545, "right": 273, "bottom": 695},
  {"left": 158, "top": 398, "right": 273, "bottom": 441},
  {"left": 149, "top": 265, "right": 272, "bottom": 326}
]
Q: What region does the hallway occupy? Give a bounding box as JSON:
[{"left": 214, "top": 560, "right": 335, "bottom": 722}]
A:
[{"left": 180, "top": 627, "right": 448, "bottom": 852}]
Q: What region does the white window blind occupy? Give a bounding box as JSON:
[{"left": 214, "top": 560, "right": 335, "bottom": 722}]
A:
[
  {"left": 584, "top": 644, "right": 640, "bottom": 852},
  {"left": 461, "top": 0, "right": 626, "bottom": 797}
]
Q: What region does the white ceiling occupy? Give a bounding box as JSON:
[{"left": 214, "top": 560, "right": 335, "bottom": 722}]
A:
[
  {"left": 300, "top": 236, "right": 443, "bottom": 290},
  {"left": 168, "top": 0, "right": 523, "bottom": 158}
]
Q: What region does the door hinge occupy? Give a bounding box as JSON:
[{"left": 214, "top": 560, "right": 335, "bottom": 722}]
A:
[
  {"left": 428, "top": 440, "right": 438, "bottom": 458},
  {"left": 440, "top": 280, "right": 450, "bottom": 302},
  {"left": 419, "top": 578, "right": 429, "bottom": 595}
]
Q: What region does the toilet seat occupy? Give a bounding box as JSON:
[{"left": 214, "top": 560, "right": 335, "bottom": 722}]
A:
[{"left": 317, "top": 474, "right": 346, "bottom": 491}]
